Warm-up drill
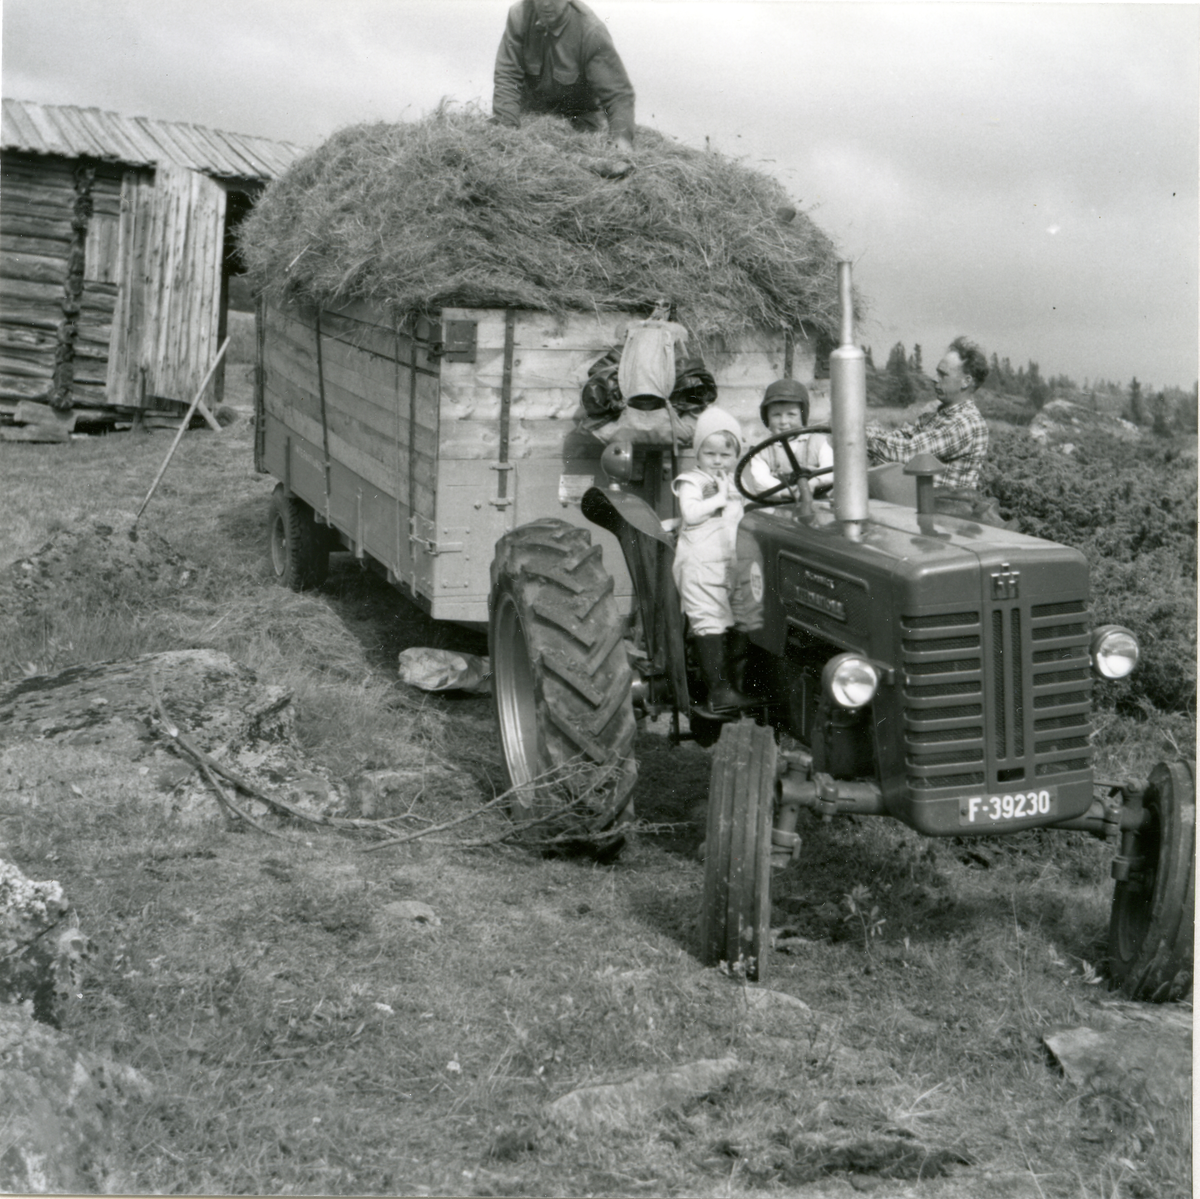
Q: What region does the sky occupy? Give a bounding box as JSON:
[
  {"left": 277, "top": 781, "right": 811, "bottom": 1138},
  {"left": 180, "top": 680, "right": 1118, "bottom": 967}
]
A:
[{"left": 3, "top": 1, "right": 1197, "bottom": 391}]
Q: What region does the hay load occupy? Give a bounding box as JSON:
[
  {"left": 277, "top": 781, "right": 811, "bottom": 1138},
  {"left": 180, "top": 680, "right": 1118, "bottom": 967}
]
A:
[{"left": 239, "top": 109, "right": 847, "bottom": 347}]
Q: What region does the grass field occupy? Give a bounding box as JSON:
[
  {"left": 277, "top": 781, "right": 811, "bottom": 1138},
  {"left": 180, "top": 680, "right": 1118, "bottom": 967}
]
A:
[{"left": 0, "top": 346, "right": 1191, "bottom": 1198}]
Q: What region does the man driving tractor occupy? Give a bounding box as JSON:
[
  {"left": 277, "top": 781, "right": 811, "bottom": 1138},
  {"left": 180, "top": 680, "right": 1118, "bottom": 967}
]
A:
[{"left": 866, "top": 336, "right": 989, "bottom": 490}]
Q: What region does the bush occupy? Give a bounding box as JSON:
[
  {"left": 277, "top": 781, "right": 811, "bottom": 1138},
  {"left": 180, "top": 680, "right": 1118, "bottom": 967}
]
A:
[
  {"left": 984, "top": 428, "right": 1196, "bottom": 716},
  {"left": 976, "top": 390, "right": 1035, "bottom": 427}
]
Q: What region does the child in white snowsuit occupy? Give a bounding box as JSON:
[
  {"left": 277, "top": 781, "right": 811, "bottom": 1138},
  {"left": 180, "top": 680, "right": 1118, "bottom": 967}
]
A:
[
  {"left": 746, "top": 379, "right": 834, "bottom": 500},
  {"left": 671, "top": 406, "right": 755, "bottom": 714}
]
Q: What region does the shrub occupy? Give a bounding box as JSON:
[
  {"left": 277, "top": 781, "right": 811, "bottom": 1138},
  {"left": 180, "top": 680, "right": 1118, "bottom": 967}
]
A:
[
  {"left": 984, "top": 428, "right": 1196, "bottom": 716},
  {"left": 976, "top": 390, "right": 1035, "bottom": 427}
]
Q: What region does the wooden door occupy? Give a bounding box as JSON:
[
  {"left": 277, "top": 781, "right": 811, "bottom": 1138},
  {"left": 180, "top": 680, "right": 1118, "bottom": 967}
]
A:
[{"left": 107, "top": 163, "right": 225, "bottom": 407}]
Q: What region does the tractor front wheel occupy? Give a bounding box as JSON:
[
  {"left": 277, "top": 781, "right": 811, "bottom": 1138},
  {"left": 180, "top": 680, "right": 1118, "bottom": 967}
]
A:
[
  {"left": 489, "top": 520, "right": 637, "bottom": 852},
  {"left": 701, "top": 720, "right": 776, "bottom": 980},
  {"left": 1108, "top": 760, "right": 1195, "bottom": 1002}
]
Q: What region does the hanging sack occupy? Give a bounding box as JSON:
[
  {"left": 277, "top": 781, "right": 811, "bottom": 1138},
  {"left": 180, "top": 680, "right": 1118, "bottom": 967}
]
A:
[
  {"left": 670, "top": 356, "right": 717, "bottom": 417},
  {"left": 581, "top": 346, "right": 624, "bottom": 420}
]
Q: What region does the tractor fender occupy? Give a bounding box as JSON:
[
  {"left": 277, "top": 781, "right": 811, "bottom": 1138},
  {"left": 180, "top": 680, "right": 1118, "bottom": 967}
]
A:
[
  {"left": 581, "top": 487, "right": 675, "bottom": 546},
  {"left": 580, "top": 486, "right": 691, "bottom": 713}
]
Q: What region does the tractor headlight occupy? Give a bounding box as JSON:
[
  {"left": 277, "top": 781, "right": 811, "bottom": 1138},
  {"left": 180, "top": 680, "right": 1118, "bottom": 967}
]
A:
[
  {"left": 1090, "top": 625, "right": 1139, "bottom": 680},
  {"left": 823, "top": 654, "right": 880, "bottom": 709},
  {"left": 600, "top": 437, "right": 635, "bottom": 485}
]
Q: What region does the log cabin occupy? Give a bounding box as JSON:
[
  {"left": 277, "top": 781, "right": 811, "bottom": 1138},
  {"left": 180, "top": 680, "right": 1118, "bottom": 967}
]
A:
[{"left": 0, "top": 98, "right": 304, "bottom": 419}]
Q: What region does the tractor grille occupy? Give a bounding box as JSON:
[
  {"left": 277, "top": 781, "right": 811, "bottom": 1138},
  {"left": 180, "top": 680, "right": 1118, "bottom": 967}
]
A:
[{"left": 901, "top": 599, "right": 1092, "bottom": 791}]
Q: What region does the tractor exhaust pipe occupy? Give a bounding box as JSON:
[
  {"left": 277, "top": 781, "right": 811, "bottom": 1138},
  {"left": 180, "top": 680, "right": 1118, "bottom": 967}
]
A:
[{"left": 830, "top": 261, "right": 869, "bottom": 541}]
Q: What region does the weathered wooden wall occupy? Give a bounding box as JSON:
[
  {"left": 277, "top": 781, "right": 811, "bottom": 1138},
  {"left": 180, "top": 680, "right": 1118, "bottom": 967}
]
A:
[
  {"left": 0, "top": 153, "right": 74, "bottom": 407},
  {"left": 0, "top": 153, "right": 135, "bottom": 411},
  {"left": 1, "top": 151, "right": 235, "bottom": 414},
  {"left": 76, "top": 172, "right": 122, "bottom": 407},
  {"left": 107, "top": 164, "right": 227, "bottom": 408}
]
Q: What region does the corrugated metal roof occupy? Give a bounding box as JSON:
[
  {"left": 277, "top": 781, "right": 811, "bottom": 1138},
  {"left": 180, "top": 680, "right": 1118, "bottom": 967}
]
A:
[{"left": 1, "top": 98, "right": 305, "bottom": 181}]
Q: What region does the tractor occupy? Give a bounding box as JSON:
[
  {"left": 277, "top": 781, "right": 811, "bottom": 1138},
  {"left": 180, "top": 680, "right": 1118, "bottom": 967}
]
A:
[{"left": 487, "top": 262, "right": 1194, "bottom": 1000}]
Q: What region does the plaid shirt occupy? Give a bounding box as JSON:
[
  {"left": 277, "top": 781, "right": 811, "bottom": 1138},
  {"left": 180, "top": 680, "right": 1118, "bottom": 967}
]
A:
[{"left": 866, "top": 398, "right": 989, "bottom": 491}]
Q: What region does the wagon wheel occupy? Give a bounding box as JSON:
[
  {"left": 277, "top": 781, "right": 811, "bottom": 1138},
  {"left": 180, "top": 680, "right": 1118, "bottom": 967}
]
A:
[
  {"left": 269, "top": 484, "right": 329, "bottom": 590},
  {"left": 489, "top": 520, "right": 637, "bottom": 854},
  {"left": 1108, "top": 760, "right": 1195, "bottom": 1002},
  {"left": 700, "top": 720, "right": 777, "bottom": 980}
]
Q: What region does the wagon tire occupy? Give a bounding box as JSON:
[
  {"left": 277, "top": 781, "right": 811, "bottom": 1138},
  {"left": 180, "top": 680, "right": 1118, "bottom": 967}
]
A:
[
  {"left": 489, "top": 519, "right": 637, "bottom": 854},
  {"left": 701, "top": 720, "right": 776, "bottom": 981},
  {"left": 269, "top": 484, "right": 329, "bottom": 591},
  {"left": 1108, "top": 760, "right": 1195, "bottom": 1002}
]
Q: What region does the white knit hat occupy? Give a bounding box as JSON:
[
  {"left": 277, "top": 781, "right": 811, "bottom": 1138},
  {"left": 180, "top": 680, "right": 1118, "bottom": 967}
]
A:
[{"left": 691, "top": 405, "right": 743, "bottom": 454}]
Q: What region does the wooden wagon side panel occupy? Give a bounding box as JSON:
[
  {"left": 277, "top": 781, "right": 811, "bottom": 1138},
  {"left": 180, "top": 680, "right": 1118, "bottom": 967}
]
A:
[
  {"left": 432, "top": 307, "right": 802, "bottom": 622},
  {"left": 259, "top": 298, "right": 442, "bottom": 606}
]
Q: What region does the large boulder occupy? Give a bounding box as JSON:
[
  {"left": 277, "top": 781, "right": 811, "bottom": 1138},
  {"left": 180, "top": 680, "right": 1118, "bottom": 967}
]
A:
[
  {"left": 1028, "top": 398, "right": 1141, "bottom": 452},
  {"left": 0, "top": 648, "right": 343, "bottom": 824},
  {"left": 0, "top": 1003, "right": 151, "bottom": 1193}
]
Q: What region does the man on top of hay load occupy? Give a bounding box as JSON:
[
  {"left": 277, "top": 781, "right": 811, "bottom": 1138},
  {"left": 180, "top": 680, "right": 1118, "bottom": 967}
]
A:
[
  {"left": 866, "top": 337, "right": 990, "bottom": 491},
  {"left": 493, "top": 0, "right": 636, "bottom": 156}
]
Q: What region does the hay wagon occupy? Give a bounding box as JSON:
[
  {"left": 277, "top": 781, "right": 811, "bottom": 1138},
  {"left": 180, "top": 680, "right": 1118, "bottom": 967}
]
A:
[{"left": 254, "top": 297, "right": 818, "bottom": 624}]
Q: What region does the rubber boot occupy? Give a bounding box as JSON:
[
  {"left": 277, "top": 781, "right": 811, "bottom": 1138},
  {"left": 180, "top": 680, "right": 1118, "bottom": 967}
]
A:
[
  {"left": 695, "top": 633, "right": 754, "bottom": 715},
  {"left": 726, "top": 628, "right": 753, "bottom": 694}
]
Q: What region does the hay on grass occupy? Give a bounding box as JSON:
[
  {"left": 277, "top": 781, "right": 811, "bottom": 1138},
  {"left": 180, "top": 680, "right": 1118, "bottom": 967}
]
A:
[{"left": 239, "top": 107, "right": 849, "bottom": 346}]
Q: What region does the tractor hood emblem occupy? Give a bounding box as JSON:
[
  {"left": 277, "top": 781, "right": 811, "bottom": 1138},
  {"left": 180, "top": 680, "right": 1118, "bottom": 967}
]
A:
[{"left": 991, "top": 562, "right": 1020, "bottom": 600}]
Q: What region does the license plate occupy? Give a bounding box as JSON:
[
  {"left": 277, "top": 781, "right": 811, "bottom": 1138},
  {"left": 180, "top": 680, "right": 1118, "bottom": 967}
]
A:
[{"left": 959, "top": 788, "right": 1056, "bottom": 826}]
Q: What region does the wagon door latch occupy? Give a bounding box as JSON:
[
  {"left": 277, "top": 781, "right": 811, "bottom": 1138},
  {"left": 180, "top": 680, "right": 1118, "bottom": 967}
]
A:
[
  {"left": 427, "top": 320, "right": 478, "bottom": 363},
  {"left": 409, "top": 515, "right": 463, "bottom": 557}
]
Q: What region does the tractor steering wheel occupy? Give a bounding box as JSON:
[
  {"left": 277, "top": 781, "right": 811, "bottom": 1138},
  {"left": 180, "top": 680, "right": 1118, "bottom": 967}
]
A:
[{"left": 734, "top": 426, "right": 834, "bottom": 505}]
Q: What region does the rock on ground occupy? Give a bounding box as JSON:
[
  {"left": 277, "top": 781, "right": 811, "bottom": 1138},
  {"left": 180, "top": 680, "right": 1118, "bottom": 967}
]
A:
[
  {"left": 548, "top": 1056, "right": 740, "bottom": 1132},
  {"left": 0, "top": 1003, "right": 151, "bottom": 1193},
  {"left": 0, "top": 648, "right": 343, "bottom": 824},
  {"left": 0, "top": 859, "right": 88, "bottom": 1026},
  {"left": 1028, "top": 398, "right": 1141, "bottom": 451},
  {"left": 1044, "top": 1000, "right": 1192, "bottom": 1114}
]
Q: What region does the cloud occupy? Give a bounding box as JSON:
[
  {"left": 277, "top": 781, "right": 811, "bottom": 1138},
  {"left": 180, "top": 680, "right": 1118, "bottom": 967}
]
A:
[{"left": 3, "top": 0, "right": 1196, "bottom": 384}]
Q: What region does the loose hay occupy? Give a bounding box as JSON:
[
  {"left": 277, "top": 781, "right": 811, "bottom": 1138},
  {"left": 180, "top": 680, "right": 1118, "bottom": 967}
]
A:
[{"left": 239, "top": 107, "right": 850, "bottom": 345}]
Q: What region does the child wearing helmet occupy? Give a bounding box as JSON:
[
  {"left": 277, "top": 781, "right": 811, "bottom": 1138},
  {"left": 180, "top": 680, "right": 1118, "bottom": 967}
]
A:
[
  {"left": 746, "top": 378, "right": 834, "bottom": 500},
  {"left": 672, "top": 406, "right": 756, "bottom": 714}
]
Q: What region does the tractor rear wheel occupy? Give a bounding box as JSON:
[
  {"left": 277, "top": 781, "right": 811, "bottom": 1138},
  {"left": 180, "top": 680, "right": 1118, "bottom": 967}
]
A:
[
  {"left": 269, "top": 484, "right": 329, "bottom": 590},
  {"left": 1108, "top": 760, "right": 1195, "bottom": 1002},
  {"left": 701, "top": 720, "right": 776, "bottom": 980},
  {"left": 489, "top": 520, "right": 637, "bottom": 852}
]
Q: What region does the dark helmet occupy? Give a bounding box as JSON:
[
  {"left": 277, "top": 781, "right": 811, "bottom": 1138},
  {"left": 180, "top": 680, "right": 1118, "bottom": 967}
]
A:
[{"left": 759, "top": 378, "right": 810, "bottom": 427}]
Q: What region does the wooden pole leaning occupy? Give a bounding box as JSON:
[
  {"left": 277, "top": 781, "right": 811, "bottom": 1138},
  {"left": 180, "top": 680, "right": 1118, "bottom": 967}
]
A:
[{"left": 132, "top": 337, "right": 231, "bottom": 533}]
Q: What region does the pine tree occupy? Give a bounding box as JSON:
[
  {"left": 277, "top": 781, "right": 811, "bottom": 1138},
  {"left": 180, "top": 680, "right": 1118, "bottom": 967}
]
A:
[
  {"left": 1026, "top": 361, "right": 1049, "bottom": 410},
  {"left": 885, "top": 342, "right": 916, "bottom": 406},
  {"left": 1126, "top": 376, "right": 1146, "bottom": 424}
]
